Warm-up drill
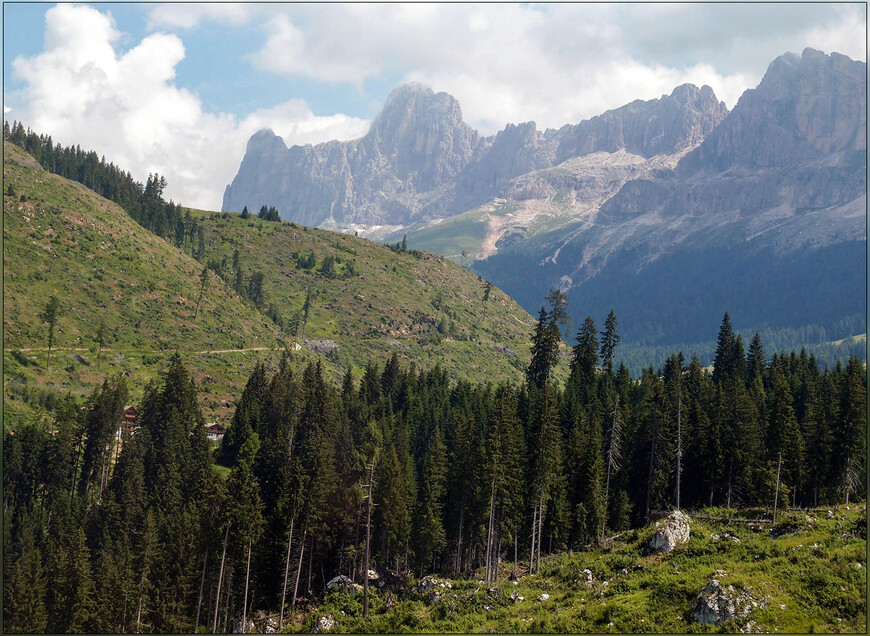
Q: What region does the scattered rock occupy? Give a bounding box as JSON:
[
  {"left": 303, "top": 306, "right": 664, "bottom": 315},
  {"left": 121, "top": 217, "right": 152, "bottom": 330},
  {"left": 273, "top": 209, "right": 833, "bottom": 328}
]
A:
[
  {"left": 262, "top": 617, "right": 278, "bottom": 633},
  {"left": 491, "top": 343, "right": 517, "bottom": 357},
  {"left": 311, "top": 615, "right": 335, "bottom": 633},
  {"left": 232, "top": 618, "right": 255, "bottom": 633},
  {"left": 536, "top": 593, "right": 550, "bottom": 603},
  {"left": 366, "top": 569, "right": 380, "bottom": 581},
  {"left": 67, "top": 353, "right": 90, "bottom": 365},
  {"left": 581, "top": 568, "right": 594, "bottom": 583},
  {"left": 649, "top": 510, "right": 691, "bottom": 553},
  {"left": 305, "top": 339, "right": 339, "bottom": 356},
  {"left": 741, "top": 620, "right": 763, "bottom": 633},
  {"left": 419, "top": 575, "right": 453, "bottom": 593},
  {"left": 827, "top": 510, "right": 835, "bottom": 519},
  {"left": 419, "top": 575, "right": 452, "bottom": 604},
  {"left": 691, "top": 579, "right": 763, "bottom": 625}
]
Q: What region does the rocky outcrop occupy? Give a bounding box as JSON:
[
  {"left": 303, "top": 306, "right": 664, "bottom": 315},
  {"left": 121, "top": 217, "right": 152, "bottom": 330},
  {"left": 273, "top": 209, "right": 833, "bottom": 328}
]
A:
[
  {"left": 648, "top": 510, "right": 691, "bottom": 553},
  {"left": 691, "top": 579, "right": 765, "bottom": 625},
  {"left": 311, "top": 615, "right": 335, "bottom": 633}
]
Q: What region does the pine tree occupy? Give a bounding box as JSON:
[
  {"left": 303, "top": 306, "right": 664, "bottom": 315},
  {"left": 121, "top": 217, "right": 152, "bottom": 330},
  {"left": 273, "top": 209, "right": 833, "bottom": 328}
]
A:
[
  {"left": 600, "top": 309, "right": 620, "bottom": 374},
  {"left": 834, "top": 357, "right": 866, "bottom": 504},
  {"left": 527, "top": 381, "right": 564, "bottom": 572},
  {"left": 414, "top": 425, "right": 447, "bottom": 574},
  {"left": 527, "top": 308, "right": 558, "bottom": 389},
  {"left": 39, "top": 295, "right": 62, "bottom": 371},
  {"left": 766, "top": 364, "right": 804, "bottom": 504},
  {"left": 712, "top": 312, "right": 743, "bottom": 384},
  {"left": 482, "top": 386, "right": 526, "bottom": 581},
  {"left": 569, "top": 316, "right": 599, "bottom": 405},
  {"left": 77, "top": 376, "right": 128, "bottom": 500}
]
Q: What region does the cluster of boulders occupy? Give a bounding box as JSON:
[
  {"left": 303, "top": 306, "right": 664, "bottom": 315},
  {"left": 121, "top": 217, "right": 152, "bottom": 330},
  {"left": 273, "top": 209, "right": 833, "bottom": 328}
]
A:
[
  {"left": 690, "top": 576, "right": 766, "bottom": 626},
  {"left": 311, "top": 614, "right": 335, "bottom": 633},
  {"left": 418, "top": 575, "right": 453, "bottom": 604}
]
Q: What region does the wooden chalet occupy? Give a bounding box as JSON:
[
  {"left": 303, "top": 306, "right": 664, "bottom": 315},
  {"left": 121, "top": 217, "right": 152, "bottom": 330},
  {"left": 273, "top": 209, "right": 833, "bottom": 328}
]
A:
[{"left": 205, "top": 422, "right": 226, "bottom": 442}]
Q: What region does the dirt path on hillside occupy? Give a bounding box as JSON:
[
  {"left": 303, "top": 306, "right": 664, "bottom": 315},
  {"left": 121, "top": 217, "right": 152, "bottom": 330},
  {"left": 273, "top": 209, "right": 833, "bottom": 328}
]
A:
[{"left": 9, "top": 346, "right": 283, "bottom": 355}]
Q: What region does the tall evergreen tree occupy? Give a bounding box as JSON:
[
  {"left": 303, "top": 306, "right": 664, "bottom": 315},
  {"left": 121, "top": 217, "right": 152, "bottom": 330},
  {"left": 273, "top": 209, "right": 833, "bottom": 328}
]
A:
[
  {"left": 600, "top": 309, "right": 620, "bottom": 374},
  {"left": 39, "top": 295, "right": 62, "bottom": 371}
]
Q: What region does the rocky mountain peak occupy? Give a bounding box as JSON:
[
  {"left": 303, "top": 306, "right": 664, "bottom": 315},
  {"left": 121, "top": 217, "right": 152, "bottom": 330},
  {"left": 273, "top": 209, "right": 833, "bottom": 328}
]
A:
[
  {"left": 246, "top": 128, "right": 287, "bottom": 152},
  {"left": 362, "top": 82, "right": 481, "bottom": 190},
  {"left": 679, "top": 48, "right": 866, "bottom": 173},
  {"left": 555, "top": 83, "right": 728, "bottom": 162}
]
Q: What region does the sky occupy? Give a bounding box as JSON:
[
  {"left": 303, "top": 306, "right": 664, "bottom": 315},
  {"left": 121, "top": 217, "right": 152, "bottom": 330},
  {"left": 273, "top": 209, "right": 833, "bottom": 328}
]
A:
[{"left": 3, "top": 2, "right": 866, "bottom": 210}]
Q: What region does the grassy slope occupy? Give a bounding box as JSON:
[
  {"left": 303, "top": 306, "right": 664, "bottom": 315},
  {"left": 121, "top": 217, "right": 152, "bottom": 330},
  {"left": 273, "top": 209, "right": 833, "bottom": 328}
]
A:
[
  {"left": 3, "top": 142, "right": 544, "bottom": 425},
  {"left": 3, "top": 142, "right": 287, "bottom": 423},
  {"left": 192, "top": 207, "right": 542, "bottom": 384},
  {"left": 283, "top": 505, "right": 866, "bottom": 634}
]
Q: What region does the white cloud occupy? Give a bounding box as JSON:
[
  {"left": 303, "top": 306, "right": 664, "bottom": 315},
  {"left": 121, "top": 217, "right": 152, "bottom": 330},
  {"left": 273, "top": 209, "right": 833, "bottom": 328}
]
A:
[
  {"left": 146, "top": 2, "right": 253, "bottom": 30},
  {"left": 7, "top": 3, "right": 865, "bottom": 209},
  {"left": 9, "top": 4, "right": 369, "bottom": 210},
  {"left": 246, "top": 3, "right": 864, "bottom": 133}
]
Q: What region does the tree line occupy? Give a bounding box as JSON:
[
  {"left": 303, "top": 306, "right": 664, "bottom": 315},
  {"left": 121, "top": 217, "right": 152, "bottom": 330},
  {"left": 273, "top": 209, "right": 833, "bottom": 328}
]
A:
[{"left": 4, "top": 298, "right": 865, "bottom": 632}]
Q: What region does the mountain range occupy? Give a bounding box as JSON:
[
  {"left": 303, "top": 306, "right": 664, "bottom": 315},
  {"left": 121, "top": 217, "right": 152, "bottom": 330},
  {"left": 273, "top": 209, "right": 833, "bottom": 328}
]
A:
[{"left": 224, "top": 48, "right": 866, "bottom": 358}]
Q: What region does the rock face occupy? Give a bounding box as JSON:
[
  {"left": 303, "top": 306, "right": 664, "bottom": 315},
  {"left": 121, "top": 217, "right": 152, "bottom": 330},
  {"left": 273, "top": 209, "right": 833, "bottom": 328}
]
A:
[
  {"left": 223, "top": 82, "right": 727, "bottom": 231},
  {"left": 473, "top": 48, "right": 866, "bottom": 349},
  {"left": 648, "top": 510, "right": 691, "bottom": 553},
  {"left": 223, "top": 83, "right": 482, "bottom": 229},
  {"left": 556, "top": 84, "right": 727, "bottom": 162},
  {"left": 691, "top": 579, "right": 763, "bottom": 625}
]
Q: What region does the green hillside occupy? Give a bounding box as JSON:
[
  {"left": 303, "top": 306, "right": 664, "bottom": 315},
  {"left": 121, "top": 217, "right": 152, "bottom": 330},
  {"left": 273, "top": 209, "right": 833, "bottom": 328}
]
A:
[
  {"left": 3, "top": 142, "right": 542, "bottom": 424},
  {"left": 283, "top": 505, "right": 867, "bottom": 634},
  {"left": 191, "top": 207, "right": 541, "bottom": 383}
]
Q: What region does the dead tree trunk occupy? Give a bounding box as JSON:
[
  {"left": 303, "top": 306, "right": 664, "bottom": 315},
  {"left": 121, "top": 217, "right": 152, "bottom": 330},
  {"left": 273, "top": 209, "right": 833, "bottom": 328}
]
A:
[
  {"left": 773, "top": 451, "right": 782, "bottom": 525},
  {"left": 291, "top": 528, "right": 307, "bottom": 608},
  {"left": 212, "top": 525, "right": 230, "bottom": 634},
  {"left": 529, "top": 502, "right": 537, "bottom": 574},
  {"left": 242, "top": 538, "right": 252, "bottom": 633},
  {"left": 279, "top": 519, "right": 295, "bottom": 629},
  {"left": 454, "top": 505, "right": 465, "bottom": 577},
  {"left": 195, "top": 546, "right": 209, "bottom": 633},
  {"left": 363, "top": 460, "right": 374, "bottom": 618}
]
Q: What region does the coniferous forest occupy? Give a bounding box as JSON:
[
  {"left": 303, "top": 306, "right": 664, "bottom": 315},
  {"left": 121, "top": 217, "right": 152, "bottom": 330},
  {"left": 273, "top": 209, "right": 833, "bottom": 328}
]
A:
[{"left": 4, "top": 290, "right": 866, "bottom": 632}]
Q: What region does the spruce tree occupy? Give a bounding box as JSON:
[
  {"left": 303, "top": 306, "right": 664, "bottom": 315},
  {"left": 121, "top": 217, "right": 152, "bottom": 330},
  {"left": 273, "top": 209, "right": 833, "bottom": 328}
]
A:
[
  {"left": 39, "top": 295, "right": 62, "bottom": 371},
  {"left": 600, "top": 309, "right": 620, "bottom": 374}
]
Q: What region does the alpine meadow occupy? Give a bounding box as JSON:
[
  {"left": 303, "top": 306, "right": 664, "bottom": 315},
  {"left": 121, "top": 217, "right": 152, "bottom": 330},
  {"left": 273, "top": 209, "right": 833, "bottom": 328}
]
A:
[{"left": 2, "top": 3, "right": 867, "bottom": 634}]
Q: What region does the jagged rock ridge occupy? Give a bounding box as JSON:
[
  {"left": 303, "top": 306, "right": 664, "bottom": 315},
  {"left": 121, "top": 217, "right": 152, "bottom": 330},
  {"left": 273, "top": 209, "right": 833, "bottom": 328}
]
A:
[{"left": 223, "top": 82, "right": 728, "bottom": 231}]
